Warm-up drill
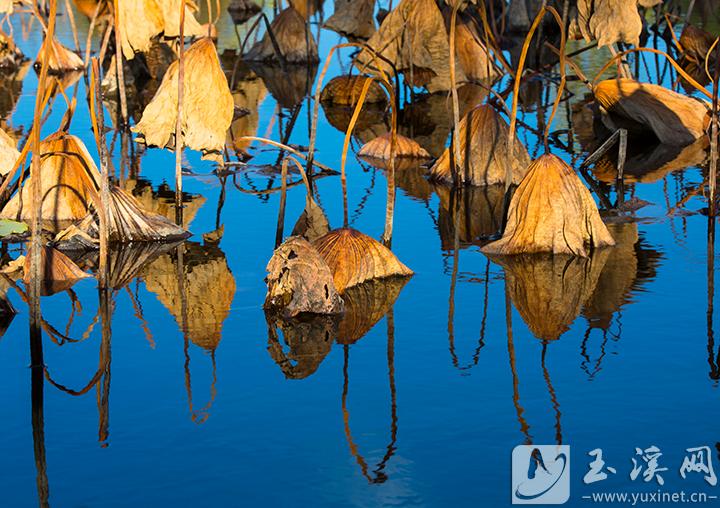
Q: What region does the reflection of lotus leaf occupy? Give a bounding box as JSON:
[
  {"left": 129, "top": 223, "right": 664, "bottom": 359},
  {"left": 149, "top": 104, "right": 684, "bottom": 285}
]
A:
[
  {"left": 436, "top": 184, "right": 505, "bottom": 250},
  {"left": 251, "top": 62, "right": 318, "bottom": 109}
]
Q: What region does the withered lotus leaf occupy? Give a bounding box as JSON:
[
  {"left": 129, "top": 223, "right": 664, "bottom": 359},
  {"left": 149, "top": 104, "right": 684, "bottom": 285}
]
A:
[
  {"left": 264, "top": 236, "right": 345, "bottom": 317},
  {"left": 594, "top": 79, "right": 710, "bottom": 146},
  {"left": 0, "top": 29, "right": 24, "bottom": 70},
  {"left": 291, "top": 197, "right": 330, "bottom": 243},
  {"left": 680, "top": 25, "right": 716, "bottom": 65},
  {"left": 245, "top": 7, "right": 319, "bottom": 63},
  {"left": 452, "top": 16, "right": 498, "bottom": 82},
  {"left": 430, "top": 105, "right": 531, "bottom": 186},
  {"left": 1, "top": 132, "right": 99, "bottom": 227},
  {"left": 320, "top": 75, "right": 387, "bottom": 106},
  {"left": 355, "top": 0, "right": 466, "bottom": 93},
  {"left": 0, "top": 0, "right": 13, "bottom": 13},
  {"left": 570, "top": 0, "right": 642, "bottom": 48},
  {"left": 159, "top": 0, "right": 208, "bottom": 39},
  {"left": 491, "top": 251, "right": 609, "bottom": 341},
  {"left": 133, "top": 37, "right": 234, "bottom": 162},
  {"left": 357, "top": 133, "right": 431, "bottom": 161},
  {"left": 313, "top": 228, "right": 413, "bottom": 293},
  {"left": 324, "top": 0, "right": 376, "bottom": 40},
  {"left": 117, "top": 0, "right": 164, "bottom": 60},
  {"left": 482, "top": 154, "right": 615, "bottom": 257},
  {"left": 0, "top": 127, "right": 19, "bottom": 176},
  {"left": 35, "top": 36, "right": 83, "bottom": 73},
  {"left": 23, "top": 246, "right": 91, "bottom": 296}
]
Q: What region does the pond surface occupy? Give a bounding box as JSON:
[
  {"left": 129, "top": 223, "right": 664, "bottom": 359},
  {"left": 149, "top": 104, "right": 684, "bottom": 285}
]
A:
[{"left": 2, "top": 2, "right": 720, "bottom": 507}]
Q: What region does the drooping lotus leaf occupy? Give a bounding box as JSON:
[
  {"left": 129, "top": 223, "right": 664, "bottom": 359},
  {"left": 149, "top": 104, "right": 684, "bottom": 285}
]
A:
[
  {"left": 313, "top": 228, "right": 413, "bottom": 293},
  {"left": 570, "top": 0, "right": 643, "bottom": 48},
  {"left": 265, "top": 236, "right": 345, "bottom": 316},
  {"left": 35, "top": 36, "right": 83, "bottom": 73},
  {"left": 324, "top": 0, "right": 376, "bottom": 40},
  {"left": 320, "top": 75, "right": 387, "bottom": 106},
  {"left": 0, "top": 127, "right": 19, "bottom": 176},
  {"left": 482, "top": 154, "right": 616, "bottom": 257},
  {"left": 245, "top": 7, "right": 319, "bottom": 63},
  {"left": 357, "top": 133, "right": 431, "bottom": 161}
]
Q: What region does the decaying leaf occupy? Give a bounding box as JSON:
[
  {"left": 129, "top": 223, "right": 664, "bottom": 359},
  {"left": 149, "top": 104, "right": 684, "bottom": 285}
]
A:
[
  {"left": 569, "top": 0, "right": 642, "bottom": 48},
  {"left": 337, "top": 277, "right": 409, "bottom": 344},
  {"left": 228, "top": 0, "right": 261, "bottom": 24},
  {"left": 133, "top": 37, "right": 234, "bottom": 162},
  {"left": 245, "top": 7, "right": 319, "bottom": 63},
  {"left": 594, "top": 79, "right": 710, "bottom": 146},
  {"left": 482, "top": 154, "right": 616, "bottom": 257},
  {"left": 357, "top": 132, "right": 431, "bottom": 161},
  {"left": 0, "top": 28, "right": 25, "bottom": 71},
  {"left": 0, "top": 132, "right": 98, "bottom": 229},
  {"left": 320, "top": 75, "right": 387, "bottom": 106},
  {"left": 117, "top": 0, "right": 164, "bottom": 60},
  {"left": 264, "top": 236, "right": 345, "bottom": 316},
  {"left": 324, "top": 0, "right": 376, "bottom": 40},
  {"left": 143, "top": 241, "right": 236, "bottom": 350},
  {"left": 355, "top": 0, "right": 466, "bottom": 93},
  {"left": 490, "top": 251, "right": 609, "bottom": 341},
  {"left": 313, "top": 228, "right": 413, "bottom": 293},
  {"left": 291, "top": 197, "right": 330, "bottom": 243},
  {"left": 159, "top": 0, "right": 208, "bottom": 39},
  {"left": 0, "top": 127, "right": 19, "bottom": 176},
  {"left": 680, "top": 25, "right": 717, "bottom": 65},
  {"left": 266, "top": 311, "right": 338, "bottom": 379},
  {"left": 23, "top": 246, "right": 92, "bottom": 296},
  {"left": 436, "top": 184, "right": 505, "bottom": 250},
  {"left": 0, "top": 0, "right": 13, "bottom": 13},
  {"left": 452, "top": 15, "right": 498, "bottom": 82},
  {"left": 35, "top": 36, "right": 83, "bottom": 73},
  {"left": 430, "top": 105, "right": 531, "bottom": 186}
]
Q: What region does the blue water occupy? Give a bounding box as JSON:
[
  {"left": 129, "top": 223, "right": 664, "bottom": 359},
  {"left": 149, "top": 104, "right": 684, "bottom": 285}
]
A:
[{"left": 2, "top": 2, "right": 720, "bottom": 507}]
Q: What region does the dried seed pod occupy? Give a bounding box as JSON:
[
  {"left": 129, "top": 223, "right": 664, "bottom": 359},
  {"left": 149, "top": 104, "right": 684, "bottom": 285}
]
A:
[
  {"left": 313, "top": 228, "right": 413, "bottom": 293},
  {"left": 358, "top": 133, "right": 431, "bottom": 161},
  {"left": 594, "top": 78, "right": 710, "bottom": 146},
  {"left": 482, "top": 154, "right": 616, "bottom": 257},
  {"left": 35, "top": 36, "right": 83, "bottom": 73},
  {"left": 320, "top": 75, "right": 387, "bottom": 106},
  {"left": 324, "top": 0, "right": 376, "bottom": 40},
  {"left": 430, "top": 105, "right": 531, "bottom": 186},
  {"left": 23, "top": 246, "right": 91, "bottom": 296},
  {"left": 245, "top": 7, "right": 319, "bottom": 63},
  {"left": 132, "top": 38, "right": 234, "bottom": 162},
  {"left": 265, "top": 236, "right": 345, "bottom": 317}
]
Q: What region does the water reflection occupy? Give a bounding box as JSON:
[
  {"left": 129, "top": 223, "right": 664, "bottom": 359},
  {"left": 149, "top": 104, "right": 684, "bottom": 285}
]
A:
[
  {"left": 436, "top": 184, "right": 504, "bottom": 251},
  {"left": 266, "top": 312, "right": 337, "bottom": 379}
]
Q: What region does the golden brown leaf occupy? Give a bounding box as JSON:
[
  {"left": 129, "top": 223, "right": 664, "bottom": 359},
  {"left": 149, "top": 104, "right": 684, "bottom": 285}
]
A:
[
  {"left": 0, "top": 127, "right": 19, "bottom": 176},
  {"left": 320, "top": 75, "right": 387, "bottom": 106},
  {"left": 570, "top": 0, "right": 642, "bottom": 48},
  {"left": 324, "top": 0, "right": 376, "bottom": 40},
  {"left": 35, "top": 36, "right": 83, "bottom": 73},
  {"left": 23, "top": 246, "right": 91, "bottom": 296},
  {"left": 357, "top": 133, "right": 431, "bottom": 161},
  {"left": 245, "top": 7, "right": 319, "bottom": 63}
]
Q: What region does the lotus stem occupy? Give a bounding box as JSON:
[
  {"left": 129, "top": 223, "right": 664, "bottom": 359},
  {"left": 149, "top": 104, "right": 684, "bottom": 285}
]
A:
[
  {"left": 705, "top": 37, "right": 718, "bottom": 84},
  {"left": 449, "top": 1, "right": 462, "bottom": 185},
  {"left": 112, "top": 0, "right": 128, "bottom": 125},
  {"left": 83, "top": 0, "right": 102, "bottom": 67},
  {"left": 175, "top": 0, "right": 186, "bottom": 226},
  {"left": 710, "top": 45, "right": 720, "bottom": 217}
]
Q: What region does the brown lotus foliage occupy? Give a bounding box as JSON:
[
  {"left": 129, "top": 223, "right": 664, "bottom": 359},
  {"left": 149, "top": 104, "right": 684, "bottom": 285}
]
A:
[
  {"left": 266, "top": 312, "right": 337, "bottom": 379},
  {"left": 0, "top": 127, "right": 19, "bottom": 176},
  {"left": 431, "top": 105, "right": 531, "bottom": 186},
  {"left": 594, "top": 79, "right": 710, "bottom": 146},
  {"left": 324, "top": 0, "right": 376, "bottom": 40},
  {"left": 452, "top": 16, "right": 498, "bottom": 82},
  {"left": 159, "top": 0, "right": 208, "bottom": 38},
  {"left": 357, "top": 133, "right": 431, "bottom": 161},
  {"left": 72, "top": 0, "right": 105, "bottom": 17},
  {"left": 355, "top": 0, "right": 466, "bottom": 93},
  {"left": 23, "top": 246, "right": 91, "bottom": 296},
  {"left": 337, "top": 277, "right": 409, "bottom": 344},
  {"left": 143, "top": 242, "right": 235, "bottom": 350},
  {"left": 265, "top": 236, "right": 345, "bottom": 316},
  {"left": 482, "top": 154, "right": 616, "bottom": 257},
  {"left": 492, "top": 251, "right": 609, "bottom": 341},
  {"left": 133, "top": 38, "right": 233, "bottom": 162},
  {"left": 313, "top": 228, "right": 413, "bottom": 293},
  {"left": 680, "top": 25, "right": 716, "bottom": 65},
  {"left": 1, "top": 132, "right": 98, "bottom": 227},
  {"left": 320, "top": 75, "right": 387, "bottom": 106},
  {"left": 245, "top": 7, "right": 319, "bottom": 63},
  {"left": 117, "top": 0, "right": 164, "bottom": 60},
  {"left": 570, "top": 0, "right": 642, "bottom": 48},
  {"left": 35, "top": 36, "right": 83, "bottom": 73},
  {"left": 291, "top": 197, "right": 330, "bottom": 243},
  {"left": 0, "top": 29, "right": 24, "bottom": 70},
  {"left": 0, "top": 0, "right": 13, "bottom": 13},
  {"left": 287, "top": 0, "right": 322, "bottom": 19}
]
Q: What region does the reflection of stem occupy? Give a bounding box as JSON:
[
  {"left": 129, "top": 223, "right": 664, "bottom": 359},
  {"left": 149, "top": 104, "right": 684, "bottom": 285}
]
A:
[
  {"left": 506, "top": 282, "right": 531, "bottom": 444},
  {"left": 707, "top": 214, "right": 718, "bottom": 381},
  {"left": 97, "top": 288, "right": 112, "bottom": 446},
  {"left": 541, "top": 342, "right": 563, "bottom": 445},
  {"left": 30, "top": 324, "right": 50, "bottom": 508},
  {"left": 341, "top": 310, "right": 399, "bottom": 484},
  {"left": 125, "top": 286, "right": 155, "bottom": 349}
]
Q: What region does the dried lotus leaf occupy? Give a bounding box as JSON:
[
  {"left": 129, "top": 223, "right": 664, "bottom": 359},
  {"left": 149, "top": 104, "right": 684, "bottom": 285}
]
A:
[
  {"left": 245, "top": 7, "right": 319, "bottom": 63},
  {"left": 324, "top": 0, "right": 376, "bottom": 40},
  {"left": 23, "top": 246, "right": 91, "bottom": 296},
  {"left": 430, "top": 105, "right": 531, "bottom": 186},
  {"left": 594, "top": 79, "right": 710, "bottom": 146},
  {"left": 482, "top": 154, "right": 616, "bottom": 257},
  {"left": 0, "top": 127, "right": 19, "bottom": 176},
  {"left": 357, "top": 133, "right": 431, "bottom": 161},
  {"left": 569, "top": 0, "right": 642, "bottom": 48},
  {"left": 35, "top": 36, "right": 83, "bottom": 73},
  {"left": 265, "top": 236, "right": 345, "bottom": 316},
  {"left": 320, "top": 75, "right": 387, "bottom": 106},
  {"left": 313, "top": 228, "right": 413, "bottom": 293}
]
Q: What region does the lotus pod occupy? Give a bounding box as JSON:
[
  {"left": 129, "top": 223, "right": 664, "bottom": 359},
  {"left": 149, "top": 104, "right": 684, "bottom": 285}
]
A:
[
  {"left": 324, "top": 0, "right": 376, "bottom": 40},
  {"left": 430, "top": 105, "right": 531, "bottom": 186},
  {"left": 570, "top": 0, "right": 642, "bottom": 48},
  {"left": 265, "top": 236, "right": 345, "bottom": 316},
  {"left": 358, "top": 133, "right": 431, "bottom": 161},
  {"left": 23, "top": 246, "right": 91, "bottom": 296},
  {"left": 482, "top": 154, "right": 615, "bottom": 257},
  {"left": 0, "top": 127, "right": 19, "bottom": 176},
  {"left": 35, "top": 36, "right": 83, "bottom": 73},
  {"left": 117, "top": 0, "right": 164, "bottom": 60},
  {"left": 320, "top": 75, "right": 387, "bottom": 106},
  {"left": 594, "top": 79, "right": 710, "bottom": 146},
  {"left": 1, "top": 132, "right": 99, "bottom": 227},
  {"left": 133, "top": 37, "right": 234, "bottom": 162},
  {"left": 313, "top": 228, "right": 413, "bottom": 293},
  {"left": 245, "top": 7, "right": 319, "bottom": 63}
]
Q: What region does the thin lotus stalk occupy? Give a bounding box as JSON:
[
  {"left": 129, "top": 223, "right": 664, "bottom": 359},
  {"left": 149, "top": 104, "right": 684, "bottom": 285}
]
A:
[
  {"left": 275, "top": 155, "right": 311, "bottom": 248},
  {"left": 113, "top": 0, "right": 128, "bottom": 124},
  {"left": 98, "top": 16, "right": 113, "bottom": 64},
  {"left": 29, "top": 0, "right": 57, "bottom": 335},
  {"left": 705, "top": 37, "right": 718, "bottom": 83},
  {"left": 90, "top": 58, "right": 111, "bottom": 288},
  {"left": 83, "top": 1, "right": 103, "bottom": 67},
  {"left": 476, "top": 0, "right": 512, "bottom": 75},
  {"left": 175, "top": 0, "right": 186, "bottom": 225},
  {"left": 545, "top": 42, "right": 590, "bottom": 88},
  {"left": 449, "top": 1, "right": 462, "bottom": 185},
  {"left": 507, "top": 6, "right": 566, "bottom": 186},
  {"left": 592, "top": 48, "right": 713, "bottom": 99},
  {"left": 63, "top": 0, "right": 79, "bottom": 52},
  {"left": 710, "top": 47, "right": 720, "bottom": 217},
  {"left": 663, "top": 13, "right": 684, "bottom": 53},
  {"left": 236, "top": 136, "right": 334, "bottom": 172}
]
